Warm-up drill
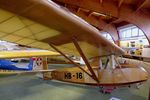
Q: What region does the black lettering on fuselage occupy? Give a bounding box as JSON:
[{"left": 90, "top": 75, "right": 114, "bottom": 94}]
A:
[
  {"left": 64, "top": 72, "right": 72, "bottom": 79},
  {"left": 64, "top": 72, "right": 83, "bottom": 79}
]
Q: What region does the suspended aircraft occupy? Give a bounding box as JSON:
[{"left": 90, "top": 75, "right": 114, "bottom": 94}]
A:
[{"left": 0, "top": 0, "right": 148, "bottom": 89}]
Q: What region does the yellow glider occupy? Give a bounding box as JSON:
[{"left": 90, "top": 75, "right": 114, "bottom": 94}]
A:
[{"left": 0, "top": 50, "right": 60, "bottom": 59}]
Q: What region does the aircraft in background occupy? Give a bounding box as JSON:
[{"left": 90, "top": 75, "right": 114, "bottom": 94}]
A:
[
  {"left": 0, "top": 50, "right": 59, "bottom": 76},
  {"left": 0, "top": 0, "right": 148, "bottom": 93},
  {"left": 0, "top": 57, "right": 43, "bottom": 71}
]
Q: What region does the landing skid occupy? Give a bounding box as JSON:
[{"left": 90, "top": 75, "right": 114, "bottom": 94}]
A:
[{"left": 99, "top": 86, "right": 114, "bottom": 94}]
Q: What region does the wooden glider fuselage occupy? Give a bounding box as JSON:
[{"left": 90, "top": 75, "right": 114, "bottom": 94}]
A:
[{"left": 50, "top": 66, "right": 148, "bottom": 86}]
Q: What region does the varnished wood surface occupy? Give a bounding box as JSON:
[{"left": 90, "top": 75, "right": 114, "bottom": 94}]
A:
[{"left": 51, "top": 66, "right": 148, "bottom": 86}]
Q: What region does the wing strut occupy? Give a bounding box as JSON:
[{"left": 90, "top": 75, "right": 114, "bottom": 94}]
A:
[
  {"left": 72, "top": 37, "right": 99, "bottom": 83},
  {"left": 49, "top": 44, "right": 93, "bottom": 79}
]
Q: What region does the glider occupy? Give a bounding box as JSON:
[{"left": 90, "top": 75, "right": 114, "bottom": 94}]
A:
[{"left": 0, "top": 0, "right": 148, "bottom": 87}]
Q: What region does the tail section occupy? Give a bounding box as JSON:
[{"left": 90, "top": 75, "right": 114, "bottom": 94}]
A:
[
  {"left": 28, "top": 57, "right": 44, "bottom": 70},
  {"left": 28, "top": 57, "right": 51, "bottom": 79}
]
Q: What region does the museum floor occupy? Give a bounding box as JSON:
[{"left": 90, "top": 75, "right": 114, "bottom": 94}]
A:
[
  {"left": 0, "top": 75, "right": 149, "bottom": 100},
  {"left": 0, "top": 62, "right": 150, "bottom": 100}
]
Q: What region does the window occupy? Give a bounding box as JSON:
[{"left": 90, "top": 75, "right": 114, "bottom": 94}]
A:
[
  {"left": 102, "top": 34, "right": 107, "bottom": 37},
  {"left": 119, "top": 25, "right": 149, "bottom": 49},
  {"left": 120, "top": 30, "right": 126, "bottom": 38},
  {"left": 126, "top": 29, "right": 132, "bottom": 37},
  {"left": 119, "top": 26, "right": 146, "bottom": 39},
  {"left": 139, "top": 30, "right": 144, "bottom": 36},
  {"left": 107, "top": 34, "right": 112, "bottom": 40},
  {"left": 102, "top": 32, "right": 114, "bottom": 43},
  {"left": 131, "top": 28, "right": 138, "bottom": 37}
]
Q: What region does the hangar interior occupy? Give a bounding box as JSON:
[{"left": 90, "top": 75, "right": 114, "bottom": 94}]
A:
[{"left": 0, "top": 0, "right": 150, "bottom": 100}]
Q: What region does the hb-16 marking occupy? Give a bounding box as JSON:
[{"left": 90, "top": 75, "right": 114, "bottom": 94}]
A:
[{"left": 64, "top": 72, "right": 83, "bottom": 79}]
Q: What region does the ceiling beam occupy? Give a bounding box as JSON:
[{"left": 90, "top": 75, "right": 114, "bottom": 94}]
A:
[
  {"left": 118, "top": 0, "right": 124, "bottom": 7},
  {"left": 99, "top": 0, "right": 103, "bottom": 4},
  {"left": 68, "top": 7, "right": 119, "bottom": 42},
  {"left": 87, "top": 11, "right": 93, "bottom": 17},
  {"left": 136, "top": 0, "right": 147, "bottom": 11},
  {"left": 64, "top": 3, "right": 67, "bottom": 7},
  {"left": 54, "top": 0, "right": 150, "bottom": 44},
  {"left": 77, "top": 7, "right": 81, "bottom": 13},
  {"left": 55, "top": 0, "right": 119, "bottom": 17}
]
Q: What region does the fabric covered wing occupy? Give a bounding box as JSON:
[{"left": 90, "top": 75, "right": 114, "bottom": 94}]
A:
[{"left": 0, "top": 0, "right": 124, "bottom": 58}]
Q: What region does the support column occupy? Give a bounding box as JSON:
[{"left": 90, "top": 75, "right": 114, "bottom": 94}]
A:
[
  {"left": 109, "top": 55, "right": 116, "bottom": 69},
  {"left": 42, "top": 57, "right": 50, "bottom": 80},
  {"left": 99, "top": 58, "right": 103, "bottom": 69},
  {"left": 104, "top": 57, "right": 109, "bottom": 69}
]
